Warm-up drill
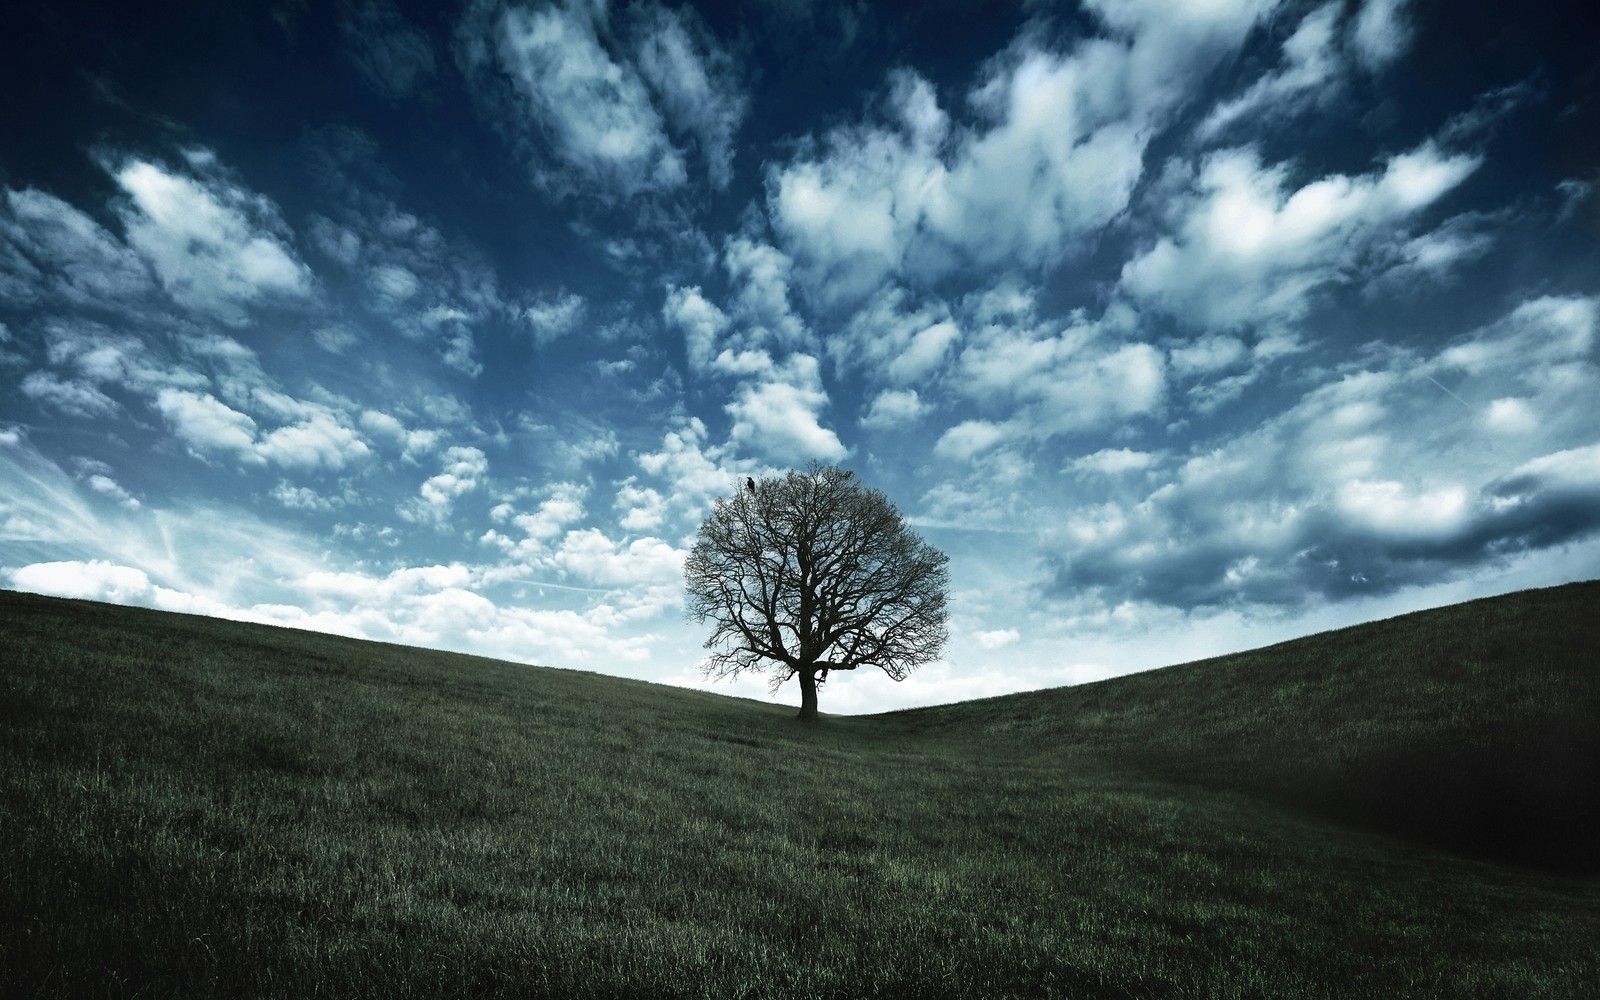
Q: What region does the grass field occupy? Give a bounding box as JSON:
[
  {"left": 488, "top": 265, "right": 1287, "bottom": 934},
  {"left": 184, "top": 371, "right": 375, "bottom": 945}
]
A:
[{"left": 2, "top": 582, "right": 1597, "bottom": 998}]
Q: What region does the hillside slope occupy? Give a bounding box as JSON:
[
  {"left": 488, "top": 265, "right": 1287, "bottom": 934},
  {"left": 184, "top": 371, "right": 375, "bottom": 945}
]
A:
[
  {"left": 882, "top": 580, "right": 1600, "bottom": 872},
  {"left": 2, "top": 583, "right": 1597, "bottom": 999}
]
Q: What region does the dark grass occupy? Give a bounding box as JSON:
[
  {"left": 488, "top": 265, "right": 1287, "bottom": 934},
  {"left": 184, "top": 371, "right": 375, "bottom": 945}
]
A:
[{"left": 2, "top": 583, "right": 1597, "bottom": 998}]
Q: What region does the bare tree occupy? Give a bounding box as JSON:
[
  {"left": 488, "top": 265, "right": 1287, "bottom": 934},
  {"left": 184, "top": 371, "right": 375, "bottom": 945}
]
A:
[{"left": 685, "top": 464, "right": 949, "bottom": 721}]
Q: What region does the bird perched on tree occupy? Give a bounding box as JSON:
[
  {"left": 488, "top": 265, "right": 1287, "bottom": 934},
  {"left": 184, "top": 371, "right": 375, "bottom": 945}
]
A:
[{"left": 746, "top": 477, "right": 756, "bottom": 493}]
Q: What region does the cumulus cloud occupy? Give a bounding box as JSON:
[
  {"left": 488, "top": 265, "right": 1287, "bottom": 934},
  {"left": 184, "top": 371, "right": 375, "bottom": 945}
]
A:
[
  {"left": 662, "top": 284, "right": 728, "bottom": 373},
  {"left": 155, "top": 388, "right": 262, "bottom": 460},
  {"left": 946, "top": 306, "right": 1165, "bottom": 455},
  {"left": 1041, "top": 295, "right": 1600, "bottom": 610},
  {"left": 635, "top": 417, "right": 743, "bottom": 514},
  {"left": 832, "top": 285, "right": 959, "bottom": 385},
  {"left": 523, "top": 292, "right": 586, "bottom": 347},
  {"left": 720, "top": 237, "right": 810, "bottom": 357},
  {"left": 974, "top": 628, "right": 1020, "bottom": 650},
  {"left": 723, "top": 354, "right": 847, "bottom": 463},
  {"left": 20, "top": 371, "right": 120, "bottom": 418},
  {"left": 0, "top": 188, "right": 153, "bottom": 309},
  {"left": 767, "top": 2, "right": 1279, "bottom": 305},
  {"left": 403, "top": 445, "right": 489, "bottom": 524},
  {"left": 10, "top": 560, "right": 166, "bottom": 605},
  {"left": 1348, "top": 0, "right": 1412, "bottom": 71},
  {"left": 861, "top": 388, "right": 928, "bottom": 430},
  {"left": 109, "top": 155, "right": 312, "bottom": 322},
  {"left": 1196, "top": 3, "right": 1342, "bottom": 142},
  {"left": 1121, "top": 141, "right": 1480, "bottom": 332},
  {"left": 1071, "top": 448, "right": 1157, "bottom": 476},
  {"left": 487, "top": 1, "right": 685, "bottom": 197}
]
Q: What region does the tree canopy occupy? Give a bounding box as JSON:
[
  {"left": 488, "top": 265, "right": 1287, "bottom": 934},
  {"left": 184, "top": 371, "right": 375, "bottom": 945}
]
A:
[{"left": 685, "top": 464, "right": 949, "bottom": 721}]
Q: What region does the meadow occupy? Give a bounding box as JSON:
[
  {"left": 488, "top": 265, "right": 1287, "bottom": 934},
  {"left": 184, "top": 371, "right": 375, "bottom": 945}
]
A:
[{"left": 2, "top": 582, "right": 1597, "bottom": 998}]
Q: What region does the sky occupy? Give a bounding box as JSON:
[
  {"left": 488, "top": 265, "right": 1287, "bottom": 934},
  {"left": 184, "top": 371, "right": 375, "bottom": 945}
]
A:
[{"left": 2, "top": 0, "right": 1598, "bottom": 714}]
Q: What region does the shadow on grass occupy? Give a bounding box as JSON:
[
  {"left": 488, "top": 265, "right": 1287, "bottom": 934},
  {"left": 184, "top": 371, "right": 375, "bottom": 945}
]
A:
[{"left": 1321, "top": 727, "right": 1600, "bottom": 875}]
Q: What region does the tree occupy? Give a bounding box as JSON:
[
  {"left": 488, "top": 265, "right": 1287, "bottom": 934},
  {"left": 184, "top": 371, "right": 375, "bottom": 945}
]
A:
[{"left": 685, "top": 463, "right": 949, "bottom": 721}]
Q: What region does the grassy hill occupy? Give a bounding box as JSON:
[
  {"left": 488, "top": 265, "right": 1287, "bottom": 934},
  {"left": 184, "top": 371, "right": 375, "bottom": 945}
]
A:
[{"left": 2, "top": 582, "right": 1597, "bottom": 998}]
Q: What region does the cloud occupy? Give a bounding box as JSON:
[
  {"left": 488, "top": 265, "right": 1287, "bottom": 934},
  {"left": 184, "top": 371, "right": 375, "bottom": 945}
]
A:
[
  {"left": 951, "top": 306, "right": 1166, "bottom": 450},
  {"left": 155, "top": 388, "right": 262, "bottom": 461},
  {"left": 632, "top": 3, "right": 747, "bottom": 188},
  {"left": 19, "top": 371, "right": 120, "bottom": 418},
  {"left": 109, "top": 154, "right": 313, "bottom": 322},
  {"left": 488, "top": 1, "right": 685, "bottom": 197},
  {"left": 832, "top": 285, "right": 959, "bottom": 385},
  {"left": 861, "top": 388, "right": 928, "bottom": 430},
  {"left": 635, "top": 417, "right": 744, "bottom": 515},
  {"left": 974, "top": 628, "right": 1020, "bottom": 650},
  {"left": 1040, "top": 296, "right": 1600, "bottom": 610},
  {"left": 934, "top": 420, "right": 1007, "bottom": 462},
  {"left": 1121, "top": 141, "right": 1480, "bottom": 332},
  {"left": 766, "top": 3, "right": 1279, "bottom": 305},
  {"left": 1433, "top": 295, "right": 1595, "bottom": 377},
  {"left": 403, "top": 445, "right": 489, "bottom": 524},
  {"left": 721, "top": 237, "right": 810, "bottom": 356},
  {"left": 1195, "top": 0, "right": 1419, "bottom": 144},
  {"left": 523, "top": 292, "right": 586, "bottom": 347},
  {"left": 724, "top": 354, "right": 847, "bottom": 463},
  {"left": 1196, "top": 3, "right": 1342, "bottom": 142},
  {"left": 256, "top": 412, "right": 374, "bottom": 471},
  {"left": 10, "top": 560, "right": 165, "bottom": 605},
  {"left": 0, "top": 188, "right": 154, "bottom": 309},
  {"left": 1070, "top": 448, "right": 1157, "bottom": 476},
  {"left": 153, "top": 385, "right": 372, "bottom": 471},
  {"left": 1348, "top": 0, "right": 1412, "bottom": 71},
  {"left": 84, "top": 473, "right": 140, "bottom": 510},
  {"left": 342, "top": 0, "right": 437, "bottom": 100},
  {"left": 662, "top": 284, "right": 728, "bottom": 373}
]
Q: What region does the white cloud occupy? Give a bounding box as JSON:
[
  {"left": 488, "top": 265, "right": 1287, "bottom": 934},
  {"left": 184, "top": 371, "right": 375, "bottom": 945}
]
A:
[
  {"left": 1196, "top": 3, "right": 1342, "bottom": 142},
  {"left": 85, "top": 474, "right": 140, "bottom": 510},
  {"left": 633, "top": 2, "right": 746, "bottom": 188},
  {"left": 523, "top": 292, "right": 586, "bottom": 347},
  {"left": 1349, "top": 0, "right": 1412, "bottom": 71},
  {"left": 934, "top": 420, "right": 1007, "bottom": 461},
  {"left": 256, "top": 412, "right": 373, "bottom": 471},
  {"left": 154, "top": 388, "right": 261, "bottom": 461},
  {"left": 0, "top": 188, "right": 153, "bottom": 308},
  {"left": 974, "top": 628, "right": 1020, "bottom": 650},
  {"left": 767, "top": 3, "right": 1279, "bottom": 305},
  {"left": 861, "top": 388, "right": 928, "bottom": 430},
  {"left": 1041, "top": 296, "right": 1600, "bottom": 610},
  {"left": 110, "top": 156, "right": 312, "bottom": 322},
  {"left": 1435, "top": 295, "right": 1595, "bottom": 377},
  {"left": 1482, "top": 397, "right": 1537, "bottom": 436},
  {"left": 955, "top": 308, "right": 1166, "bottom": 444},
  {"left": 492, "top": 1, "right": 685, "bottom": 197},
  {"left": 405, "top": 445, "right": 490, "bottom": 524},
  {"left": 723, "top": 354, "right": 847, "bottom": 463},
  {"left": 662, "top": 284, "right": 728, "bottom": 373},
  {"left": 635, "top": 417, "right": 747, "bottom": 520},
  {"left": 832, "top": 286, "right": 959, "bottom": 385},
  {"left": 20, "top": 371, "right": 120, "bottom": 418},
  {"left": 1121, "top": 141, "right": 1480, "bottom": 332},
  {"left": 548, "top": 527, "right": 683, "bottom": 589},
  {"left": 721, "top": 237, "right": 809, "bottom": 355},
  {"left": 11, "top": 559, "right": 160, "bottom": 604},
  {"left": 615, "top": 480, "right": 667, "bottom": 532},
  {"left": 1071, "top": 448, "right": 1157, "bottom": 476}
]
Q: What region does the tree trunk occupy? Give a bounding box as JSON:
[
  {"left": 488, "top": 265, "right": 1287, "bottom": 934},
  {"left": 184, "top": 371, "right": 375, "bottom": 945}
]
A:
[{"left": 796, "top": 667, "right": 820, "bottom": 722}]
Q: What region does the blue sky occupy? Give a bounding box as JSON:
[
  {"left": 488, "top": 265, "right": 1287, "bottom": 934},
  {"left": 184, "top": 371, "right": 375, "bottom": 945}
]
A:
[{"left": 3, "top": 0, "right": 1597, "bottom": 712}]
